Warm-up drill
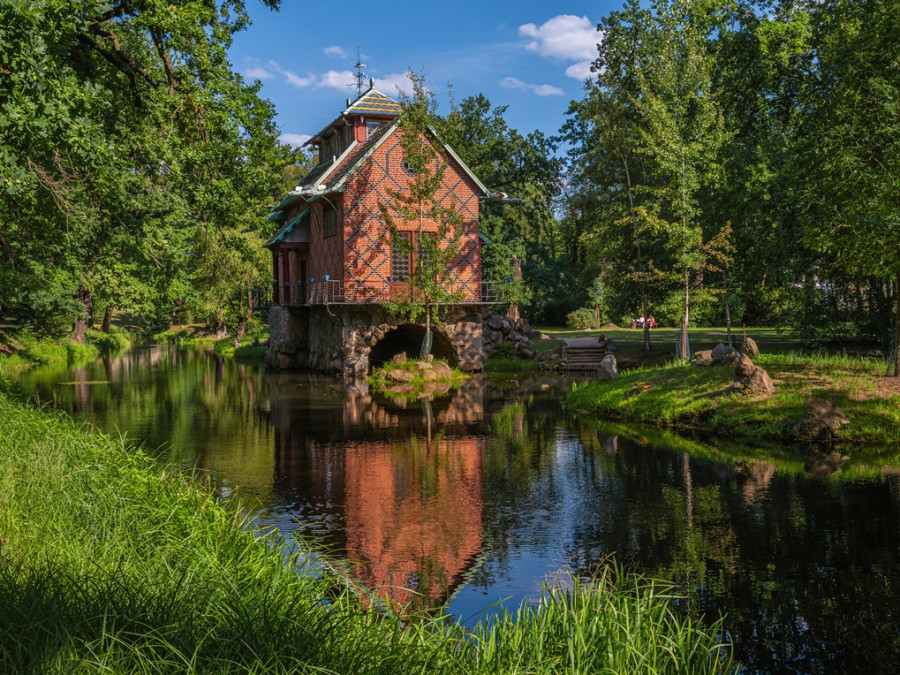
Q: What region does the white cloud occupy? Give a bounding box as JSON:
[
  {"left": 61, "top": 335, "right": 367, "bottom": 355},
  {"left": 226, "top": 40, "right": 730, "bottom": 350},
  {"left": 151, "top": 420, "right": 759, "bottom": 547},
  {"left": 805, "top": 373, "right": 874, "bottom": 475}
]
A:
[
  {"left": 324, "top": 45, "right": 347, "bottom": 59},
  {"left": 565, "top": 61, "right": 593, "bottom": 81},
  {"left": 499, "top": 76, "right": 564, "bottom": 96},
  {"left": 532, "top": 83, "right": 566, "bottom": 96},
  {"left": 317, "top": 70, "right": 356, "bottom": 91},
  {"left": 374, "top": 72, "right": 414, "bottom": 97},
  {"left": 266, "top": 61, "right": 353, "bottom": 90},
  {"left": 519, "top": 15, "right": 597, "bottom": 61},
  {"left": 519, "top": 15, "right": 599, "bottom": 81},
  {"left": 244, "top": 66, "right": 274, "bottom": 80},
  {"left": 279, "top": 133, "right": 312, "bottom": 147}
]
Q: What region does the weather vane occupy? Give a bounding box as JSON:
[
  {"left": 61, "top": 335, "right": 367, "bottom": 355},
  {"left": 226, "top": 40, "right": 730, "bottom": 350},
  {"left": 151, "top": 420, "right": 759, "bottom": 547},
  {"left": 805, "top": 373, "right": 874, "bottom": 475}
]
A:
[{"left": 352, "top": 46, "right": 366, "bottom": 98}]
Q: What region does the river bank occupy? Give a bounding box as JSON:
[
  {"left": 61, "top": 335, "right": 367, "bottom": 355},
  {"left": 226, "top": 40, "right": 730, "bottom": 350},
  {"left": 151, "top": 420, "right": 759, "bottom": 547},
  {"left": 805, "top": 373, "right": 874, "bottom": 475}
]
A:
[
  {"left": 0, "top": 387, "right": 733, "bottom": 673},
  {"left": 570, "top": 352, "right": 900, "bottom": 450}
]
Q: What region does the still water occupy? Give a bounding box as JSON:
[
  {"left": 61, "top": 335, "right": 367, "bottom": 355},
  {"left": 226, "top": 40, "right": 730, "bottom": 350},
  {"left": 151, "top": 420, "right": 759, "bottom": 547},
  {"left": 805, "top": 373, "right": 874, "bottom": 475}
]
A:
[{"left": 15, "top": 345, "right": 900, "bottom": 672}]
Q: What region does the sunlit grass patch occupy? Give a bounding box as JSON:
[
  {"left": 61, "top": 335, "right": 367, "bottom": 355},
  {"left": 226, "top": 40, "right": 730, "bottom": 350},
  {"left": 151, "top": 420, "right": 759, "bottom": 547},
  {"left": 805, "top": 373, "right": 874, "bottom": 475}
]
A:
[{"left": 570, "top": 353, "right": 900, "bottom": 449}]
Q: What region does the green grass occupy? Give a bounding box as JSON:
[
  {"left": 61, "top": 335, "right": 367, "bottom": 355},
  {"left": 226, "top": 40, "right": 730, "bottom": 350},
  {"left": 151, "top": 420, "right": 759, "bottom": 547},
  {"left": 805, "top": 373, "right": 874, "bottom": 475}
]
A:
[
  {"left": 0, "top": 325, "right": 135, "bottom": 377},
  {"left": 369, "top": 358, "right": 468, "bottom": 390},
  {"left": 151, "top": 326, "right": 217, "bottom": 345},
  {"left": 484, "top": 356, "right": 540, "bottom": 373},
  {"left": 0, "top": 389, "right": 735, "bottom": 673},
  {"left": 569, "top": 352, "right": 900, "bottom": 450}
]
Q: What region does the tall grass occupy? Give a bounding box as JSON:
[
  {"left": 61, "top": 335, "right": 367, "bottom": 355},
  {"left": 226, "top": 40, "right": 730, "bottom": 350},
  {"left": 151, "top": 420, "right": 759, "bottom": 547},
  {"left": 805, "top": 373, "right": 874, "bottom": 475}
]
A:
[{"left": 0, "top": 390, "right": 734, "bottom": 673}]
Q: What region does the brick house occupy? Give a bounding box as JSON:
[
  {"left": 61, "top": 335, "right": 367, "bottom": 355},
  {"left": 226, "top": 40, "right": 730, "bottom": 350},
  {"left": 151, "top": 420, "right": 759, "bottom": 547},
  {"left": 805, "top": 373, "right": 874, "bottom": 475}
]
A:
[{"left": 264, "top": 84, "right": 498, "bottom": 308}]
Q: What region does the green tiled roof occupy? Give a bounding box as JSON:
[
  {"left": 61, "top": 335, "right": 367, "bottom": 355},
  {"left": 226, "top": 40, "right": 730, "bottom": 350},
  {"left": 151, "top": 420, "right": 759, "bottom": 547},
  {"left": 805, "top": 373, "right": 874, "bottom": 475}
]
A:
[{"left": 264, "top": 209, "right": 309, "bottom": 248}]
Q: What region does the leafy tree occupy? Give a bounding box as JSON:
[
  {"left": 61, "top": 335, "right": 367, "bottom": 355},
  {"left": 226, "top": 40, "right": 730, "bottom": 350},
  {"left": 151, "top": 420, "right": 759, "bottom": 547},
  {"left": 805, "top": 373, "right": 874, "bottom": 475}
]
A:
[
  {"left": 795, "top": 0, "right": 900, "bottom": 373},
  {"left": 0, "top": 0, "right": 287, "bottom": 340},
  {"left": 633, "top": 0, "right": 732, "bottom": 355},
  {"left": 380, "top": 71, "right": 466, "bottom": 357},
  {"left": 437, "top": 93, "right": 562, "bottom": 323}
]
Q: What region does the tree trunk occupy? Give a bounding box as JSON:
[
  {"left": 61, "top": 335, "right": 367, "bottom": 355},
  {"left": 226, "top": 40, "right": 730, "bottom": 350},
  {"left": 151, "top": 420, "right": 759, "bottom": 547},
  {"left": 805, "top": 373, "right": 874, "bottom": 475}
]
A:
[
  {"left": 236, "top": 316, "right": 248, "bottom": 341},
  {"left": 894, "top": 272, "right": 899, "bottom": 377},
  {"left": 723, "top": 270, "right": 732, "bottom": 347},
  {"left": 101, "top": 305, "right": 114, "bottom": 333},
  {"left": 421, "top": 307, "right": 432, "bottom": 359},
  {"left": 72, "top": 283, "right": 93, "bottom": 344},
  {"left": 642, "top": 299, "right": 650, "bottom": 351}
]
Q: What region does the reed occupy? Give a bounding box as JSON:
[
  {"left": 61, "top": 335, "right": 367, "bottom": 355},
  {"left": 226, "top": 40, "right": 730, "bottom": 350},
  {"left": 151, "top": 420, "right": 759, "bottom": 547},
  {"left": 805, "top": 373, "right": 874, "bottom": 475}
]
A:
[{"left": 0, "top": 390, "right": 733, "bottom": 673}]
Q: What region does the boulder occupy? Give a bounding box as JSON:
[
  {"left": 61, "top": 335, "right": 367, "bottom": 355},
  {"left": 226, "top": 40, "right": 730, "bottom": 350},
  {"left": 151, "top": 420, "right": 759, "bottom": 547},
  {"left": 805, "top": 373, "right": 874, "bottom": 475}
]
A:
[
  {"left": 432, "top": 362, "right": 453, "bottom": 378},
  {"left": 691, "top": 349, "right": 714, "bottom": 366},
  {"left": 740, "top": 337, "right": 760, "bottom": 357},
  {"left": 597, "top": 354, "right": 619, "bottom": 381},
  {"left": 487, "top": 314, "right": 504, "bottom": 331},
  {"left": 484, "top": 328, "right": 503, "bottom": 343},
  {"left": 711, "top": 343, "right": 742, "bottom": 365},
  {"left": 731, "top": 355, "right": 775, "bottom": 396},
  {"left": 391, "top": 352, "right": 408, "bottom": 364},
  {"left": 793, "top": 398, "right": 849, "bottom": 441},
  {"left": 516, "top": 317, "right": 532, "bottom": 334},
  {"left": 387, "top": 369, "right": 414, "bottom": 382},
  {"left": 735, "top": 354, "right": 756, "bottom": 378}
]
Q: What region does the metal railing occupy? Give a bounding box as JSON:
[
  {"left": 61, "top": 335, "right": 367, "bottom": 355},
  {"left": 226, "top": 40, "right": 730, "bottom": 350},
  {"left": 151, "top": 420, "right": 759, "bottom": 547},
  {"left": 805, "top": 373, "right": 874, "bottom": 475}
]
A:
[{"left": 274, "top": 279, "right": 507, "bottom": 306}]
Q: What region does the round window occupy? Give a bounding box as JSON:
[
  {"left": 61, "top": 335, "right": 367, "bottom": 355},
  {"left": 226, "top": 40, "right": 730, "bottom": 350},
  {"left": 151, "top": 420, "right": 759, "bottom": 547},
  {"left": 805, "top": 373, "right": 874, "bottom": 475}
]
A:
[{"left": 401, "top": 158, "right": 416, "bottom": 177}]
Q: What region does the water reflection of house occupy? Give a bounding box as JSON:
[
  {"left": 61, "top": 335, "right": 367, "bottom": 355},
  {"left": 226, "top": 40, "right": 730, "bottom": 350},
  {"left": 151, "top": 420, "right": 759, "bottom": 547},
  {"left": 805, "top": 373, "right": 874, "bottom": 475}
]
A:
[
  {"left": 268, "top": 374, "right": 485, "bottom": 610},
  {"left": 334, "top": 437, "right": 482, "bottom": 609},
  {"left": 273, "top": 433, "right": 484, "bottom": 610}
]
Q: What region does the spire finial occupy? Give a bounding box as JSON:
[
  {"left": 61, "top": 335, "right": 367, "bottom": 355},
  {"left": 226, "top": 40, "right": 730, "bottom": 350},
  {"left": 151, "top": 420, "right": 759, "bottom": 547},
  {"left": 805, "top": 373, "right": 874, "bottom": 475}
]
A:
[{"left": 353, "top": 46, "right": 367, "bottom": 99}]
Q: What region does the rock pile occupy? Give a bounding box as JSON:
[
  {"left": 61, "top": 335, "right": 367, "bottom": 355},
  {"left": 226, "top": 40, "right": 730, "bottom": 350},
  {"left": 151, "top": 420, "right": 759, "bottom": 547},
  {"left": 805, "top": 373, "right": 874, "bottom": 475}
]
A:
[
  {"left": 692, "top": 343, "right": 741, "bottom": 366},
  {"left": 482, "top": 310, "right": 538, "bottom": 360}
]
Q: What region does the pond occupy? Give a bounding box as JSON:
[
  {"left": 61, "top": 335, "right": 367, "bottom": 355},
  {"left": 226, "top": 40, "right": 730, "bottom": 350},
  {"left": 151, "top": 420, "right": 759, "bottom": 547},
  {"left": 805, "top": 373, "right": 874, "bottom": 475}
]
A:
[{"left": 14, "top": 345, "right": 900, "bottom": 672}]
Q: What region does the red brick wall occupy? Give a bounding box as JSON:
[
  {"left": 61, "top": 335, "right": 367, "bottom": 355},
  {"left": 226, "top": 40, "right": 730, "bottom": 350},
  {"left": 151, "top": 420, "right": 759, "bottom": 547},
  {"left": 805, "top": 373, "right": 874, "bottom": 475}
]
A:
[
  {"left": 342, "top": 129, "right": 482, "bottom": 303},
  {"left": 308, "top": 199, "right": 343, "bottom": 295}
]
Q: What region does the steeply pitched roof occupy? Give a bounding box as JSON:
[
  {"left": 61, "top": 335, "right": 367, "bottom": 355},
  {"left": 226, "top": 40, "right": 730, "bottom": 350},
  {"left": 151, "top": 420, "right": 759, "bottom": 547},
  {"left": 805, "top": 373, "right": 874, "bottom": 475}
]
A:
[
  {"left": 308, "top": 86, "right": 400, "bottom": 145},
  {"left": 345, "top": 88, "right": 402, "bottom": 117},
  {"left": 266, "top": 89, "right": 500, "bottom": 237},
  {"left": 322, "top": 123, "right": 395, "bottom": 191},
  {"left": 264, "top": 209, "right": 309, "bottom": 248}
]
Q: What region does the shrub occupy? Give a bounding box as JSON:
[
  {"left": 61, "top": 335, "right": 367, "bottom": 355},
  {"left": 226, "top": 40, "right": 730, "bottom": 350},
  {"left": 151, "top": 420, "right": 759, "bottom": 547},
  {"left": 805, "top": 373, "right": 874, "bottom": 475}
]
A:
[
  {"left": 566, "top": 307, "right": 596, "bottom": 330},
  {"left": 87, "top": 330, "right": 131, "bottom": 353}
]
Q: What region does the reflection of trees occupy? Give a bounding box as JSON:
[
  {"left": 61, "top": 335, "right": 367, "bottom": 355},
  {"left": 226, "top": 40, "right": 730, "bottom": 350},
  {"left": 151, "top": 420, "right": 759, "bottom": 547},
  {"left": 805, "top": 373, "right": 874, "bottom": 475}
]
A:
[
  {"left": 20, "top": 346, "right": 277, "bottom": 492},
  {"left": 17, "top": 355, "right": 900, "bottom": 671},
  {"left": 560, "top": 430, "right": 900, "bottom": 673}
]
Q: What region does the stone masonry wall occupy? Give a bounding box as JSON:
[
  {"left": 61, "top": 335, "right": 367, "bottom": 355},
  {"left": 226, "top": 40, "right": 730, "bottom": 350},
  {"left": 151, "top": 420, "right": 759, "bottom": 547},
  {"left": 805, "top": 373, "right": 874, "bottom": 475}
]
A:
[{"left": 266, "top": 304, "right": 485, "bottom": 380}]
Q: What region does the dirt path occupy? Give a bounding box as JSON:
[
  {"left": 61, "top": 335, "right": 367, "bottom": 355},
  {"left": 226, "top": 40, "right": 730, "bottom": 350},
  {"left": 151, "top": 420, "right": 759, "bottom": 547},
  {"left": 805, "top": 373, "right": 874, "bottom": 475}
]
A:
[{"left": 562, "top": 337, "right": 606, "bottom": 349}]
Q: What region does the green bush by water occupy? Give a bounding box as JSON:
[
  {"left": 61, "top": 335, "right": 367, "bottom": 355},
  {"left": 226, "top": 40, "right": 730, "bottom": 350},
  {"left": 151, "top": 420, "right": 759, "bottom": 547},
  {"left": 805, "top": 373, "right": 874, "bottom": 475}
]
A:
[{"left": 0, "top": 390, "right": 734, "bottom": 673}]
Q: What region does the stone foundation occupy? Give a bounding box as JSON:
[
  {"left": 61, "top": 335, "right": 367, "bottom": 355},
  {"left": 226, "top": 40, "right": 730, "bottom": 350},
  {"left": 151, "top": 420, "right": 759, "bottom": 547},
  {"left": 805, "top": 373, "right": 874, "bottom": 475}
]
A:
[{"left": 266, "top": 304, "right": 486, "bottom": 379}]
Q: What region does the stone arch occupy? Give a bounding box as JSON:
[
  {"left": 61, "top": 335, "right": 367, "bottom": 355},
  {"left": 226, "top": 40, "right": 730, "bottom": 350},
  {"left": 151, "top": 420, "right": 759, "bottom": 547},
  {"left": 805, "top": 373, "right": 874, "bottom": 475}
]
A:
[{"left": 369, "top": 323, "right": 457, "bottom": 367}]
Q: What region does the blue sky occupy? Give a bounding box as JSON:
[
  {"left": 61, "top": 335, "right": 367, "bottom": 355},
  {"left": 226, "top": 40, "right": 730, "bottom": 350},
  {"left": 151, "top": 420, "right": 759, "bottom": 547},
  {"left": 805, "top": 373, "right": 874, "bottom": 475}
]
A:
[{"left": 228, "top": 1, "right": 625, "bottom": 148}]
